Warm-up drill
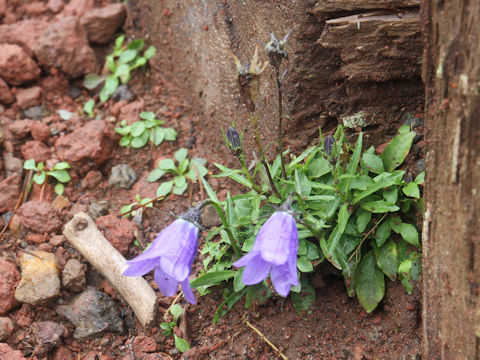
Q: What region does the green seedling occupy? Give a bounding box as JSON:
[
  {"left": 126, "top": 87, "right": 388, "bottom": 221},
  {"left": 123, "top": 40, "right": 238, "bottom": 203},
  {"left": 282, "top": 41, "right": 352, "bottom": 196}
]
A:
[
  {"left": 120, "top": 195, "right": 153, "bottom": 218},
  {"left": 160, "top": 304, "right": 190, "bottom": 353},
  {"left": 115, "top": 111, "right": 177, "bottom": 148},
  {"left": 23, "top": 159, "right": 71, "bottom": 195},
  {"left": 83, "top": 35, "right": 156, "bottom": 102},
  {"left": 147, "top": 148, "right": 208, "bottom": 198},
  {"left": 83, "top": 99, "right": 95, "bottom": 118}
]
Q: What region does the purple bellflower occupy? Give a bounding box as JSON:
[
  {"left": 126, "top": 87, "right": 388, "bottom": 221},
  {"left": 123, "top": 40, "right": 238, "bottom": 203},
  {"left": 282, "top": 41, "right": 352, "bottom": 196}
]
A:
[
  {"left": 122, "top": 208, "right": 200, "bottom": 304},
  {"left": 233, "top": 211, "right": 299, "bottom": 297}
]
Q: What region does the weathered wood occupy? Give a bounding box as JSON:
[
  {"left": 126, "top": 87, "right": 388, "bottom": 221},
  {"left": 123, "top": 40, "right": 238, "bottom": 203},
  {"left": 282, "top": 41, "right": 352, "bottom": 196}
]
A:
[
  {"left": 422, "top": 0, "right": 480, "bottom": 358},
  {"left": 314, "top": 0, "right": 420, "bottom": 12},
  {"left": 63, "top": 212, "right": 158, "bottom": 328},
  {"left": 319, "top": 12, "right": 420, "bottom": 82}
]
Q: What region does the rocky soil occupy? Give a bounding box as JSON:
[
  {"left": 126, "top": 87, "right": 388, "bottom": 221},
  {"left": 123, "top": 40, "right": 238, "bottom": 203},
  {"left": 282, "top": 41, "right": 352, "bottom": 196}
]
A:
[{"left": 0, "top": 1, "right": 424, "bottom": 359}]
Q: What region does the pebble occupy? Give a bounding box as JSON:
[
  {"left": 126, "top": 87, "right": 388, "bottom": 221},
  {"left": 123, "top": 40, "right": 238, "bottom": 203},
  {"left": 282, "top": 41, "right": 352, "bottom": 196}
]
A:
[
  {"left": 0, "top": 258, "right": 20, "bottom": 315},
  {"left": 0, "top": 343, "right": 26, "bottom": 360},
  {"left": 31, "top": 321, "right": 66, "bottom": 355},
  {"left": 133, "top": 336, "right": 157, "bottom": 353},
  {"left": 49, "top": 234, "right": 66, "bottom": 246},
  {"left": 109, "top": 163, "right": 137, "bottom": 189},
  {"left": 112, "top": 85, "right": 134, "bottom": 102},
  {"left": 56, "top": 287, "right": 124, "bottom": 339},
  {"left": 95, "top": 214, "right": 136, "bottom": 255},
  {"left": 23, "top": 105, "right": 48, "bottom": 120},
  {"left": 88, "top": 200, "right": 110, "bottom": 219},
  {"left": 17, "top": 200, "right": 63, "bottom": 234},
  {"left": 62, "top": 259, "right": 86, "bottom": 292},
  {"left": 81, "top": 170, "right": 103, "bottom": 189},
  {"left": 200, "top": 204, "right": 222, "bottom": 228},
  {"left": 0, "top": 316, "right": 14, "bottom": 341},
  {"left": 15, "top": 250, "right": 60, "bottom": 306}
]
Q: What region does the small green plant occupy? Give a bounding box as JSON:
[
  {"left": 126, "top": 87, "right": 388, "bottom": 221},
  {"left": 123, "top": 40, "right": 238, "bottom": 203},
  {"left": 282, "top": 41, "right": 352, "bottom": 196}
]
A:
[
  {"left": 115, "top": 111, "right": 177, "bottom": 148},
  {"left": 147, "top": 148, "right": 208, "bottom": 198},
  {"left": 23, "top": 159, "right": 71, "bottom": 195},
  {"left": 160, "top": 304, "right": 190, "bottom": 353},
  {"left": 83, "top": 99, "right": 95, "bottom": 118},
  {"left": 84, "top": 35, "right": 156, "bottom": 102},
  {"left": 120, "top": 195, "right": 153, "bottom": 218}
]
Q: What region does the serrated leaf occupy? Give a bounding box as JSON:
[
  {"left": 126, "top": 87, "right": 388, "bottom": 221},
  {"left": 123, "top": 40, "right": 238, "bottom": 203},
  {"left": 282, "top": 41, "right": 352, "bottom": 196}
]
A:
[
  {"left": 156, "top": 181, "right": 173, "bottom": 197},
  {"left": 360, "top": 201, "right": 400, "bottom": 213},
  {"left": 201, "top": 178, "right": 219, "bottom": 203},
  {"left": 190, "top": 270, "right": 235, "bottom": 288},
  {"left": 382, "top": 131, "right": 415, "bottom": 172},
  {"left": 373, "top": 239, "right": 398, "bottom": 281},
  {"left": 140, "top": 111, "right": 156, "bottom": 121},
  {"left": 115, "top": 35, "right": 125, "bottom": 48},
  {"left": 354, "top": 250, "right": 385, "bottom": 313},
  {"left": 402, "top": 182, "right": 420, "bottom": 198}
]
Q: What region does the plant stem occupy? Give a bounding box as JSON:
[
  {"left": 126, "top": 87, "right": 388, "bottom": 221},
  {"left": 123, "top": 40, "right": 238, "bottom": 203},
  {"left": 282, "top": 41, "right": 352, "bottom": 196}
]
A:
[
  {"left": 249, "top": 112, "right": 281, "bottom": 198},
  {"left": 238, "top": 153, "right": 263, "bottom": 193},
  {"left": 348, "top": 213, "right": 388, "bottom": 262},
  {"left": 275, "top": 68, "right": 287, "bottom": 180}
]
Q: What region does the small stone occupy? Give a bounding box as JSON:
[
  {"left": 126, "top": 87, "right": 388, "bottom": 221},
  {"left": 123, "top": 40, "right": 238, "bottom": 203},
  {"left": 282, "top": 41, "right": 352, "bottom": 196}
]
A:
[
  {"left": 15, "top": 250, "right": 60, "bottom": 306},
  {"left": 49, "top": 234, "right": 66, "bottom": 246},
  {"left": 3, "top": 153, "right": 23, "bottom": 177},
  {"left": 21, "top": 140, "right": 52, "bottom": 163},
  {"left": 0, "top": 316, "right": 14, "bottom": 341},
  {"left": 25, "top": 233, "right": 48, "bottom": 244},
  {"left": 109, "top": 164, "right": 137, "bottom": 189},
  {"left": 201, "top": 204, "right": 222, "bottom": 228},
  {"left": 47, "top": 0, "right": 64, "bottom": 13},
  {"left": 131, "top": 174, "right": 158, "bottom": 199},
  {"left": 0, "top": 173, "right": 21, "bottom": 213},
  {"left": 0, "top": 343, "right": 26, "bottom": 360},
  {"left": 31, "top": 121, "right": 50, "bottom": 142},
  {"left": 119, "top": 99, "right": 145, "bottom": 125},
  {"left": 81, "top": 170, "right": 103, "bottom": 189},
  {"left": 133, "top": 335, "right": 157, "bottom": 353},
  {"left": 0, "top": 44, "right": 40, "bottom": 86},
  {"left": 23, "top": 105, "right": 48, "bottom": 120},
  {"left": 0, "top": 77, "right": 14, "bottom": 104},
  {"left": 15, "top": 86, "right": 43, "bottom": 109},
  {"left": 81, "top": 3, "right": 126, "bottom": 44},
  {"left": 112, "top": 85, "right": 134, "bottom": 102},
  {"left": 15, "top": 304, "right": 34, "bottom": 327},
  {"left": 62, "top": 259, "right": 86, "bottom": 292},
  {"left": 95, "top": 214, "right": 135, "bottom": 255},
  {"left": 0, "top": 258, "right": 20, "bottom": 315},
  {"left": 8, "top": 119, "right": 34, "bottom": 139},
  {"left": 56, "top": 287, "right": 123, "bottom": 340},
  {"left": 31, "top": 321, "right": 66, "bottom": 355},
  {"left": 52, "top": 345, "right": 74, "bottom": 360},
  {"left": 17, "top": 201, "right": 62, "bottom": 233},
  {"left": 88, "top": 201, "right": 109, "bottom": 219},
  {"left": 51, "top": 195, "right": 71, "bottom": 211}
]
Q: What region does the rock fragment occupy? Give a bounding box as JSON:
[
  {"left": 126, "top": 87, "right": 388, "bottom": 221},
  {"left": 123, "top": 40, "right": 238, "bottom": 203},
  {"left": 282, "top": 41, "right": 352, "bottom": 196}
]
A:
[
  {"left": 0, "top": 78, "right": 14, "bottom": 104},
  {"left": 95, "top": 214, "right": 136, "bottom": 255},
  {"left": 17, "top": 201, "right": 62, "bottom": 233},
  {"left": 0, "top": 316, "right": 14, "bottom": 341},
  {"left": 15, "top": 86, "right": 43, "bottom": 109},
  {"left": 31, "top": 121, "right": 50, "bottom": 142},
  {"left": 56, "top": 287, "right": 123, "bottom": 339},
  {"left": 0, "top": 44, "right": 40, "bottom": 86},
  {"left": 0, "top": 343, "right": 26, "bottom": 360},
  {"left": 0, "top": 258, "right": 20, "bottom": 315},
  {"left": 81, "top": 3, "right": 126, "bottom": 44},
  {"left": 31, "top": 321, "right": 66, "bottom": 355},
  {"left": 62, "top": 259, "right": 86, "bottom": 292},
  {"left": 0, "top": 173, "right": 21, "bottom": 213},
  {"left": 15, "top": 250, "right": 60, "bottom": 306},
  {"left": 20, "top": 140, "right": 51, "bottom": 163},
  {"left": 109, "top": 163, "right": 137, "bottom": 189}
]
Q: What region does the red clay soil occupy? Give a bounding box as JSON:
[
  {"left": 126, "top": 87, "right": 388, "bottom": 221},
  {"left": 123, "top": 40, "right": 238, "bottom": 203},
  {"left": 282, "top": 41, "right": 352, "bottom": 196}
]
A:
[{"left": 0, "top": 2, "right": 422, "bottom": 359}]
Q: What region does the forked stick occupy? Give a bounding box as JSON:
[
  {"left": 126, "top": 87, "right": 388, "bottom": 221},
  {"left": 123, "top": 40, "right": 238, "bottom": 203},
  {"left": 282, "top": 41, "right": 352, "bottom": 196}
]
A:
[{"left": 63, "top": 212, "right": 157, "bottom": 327}]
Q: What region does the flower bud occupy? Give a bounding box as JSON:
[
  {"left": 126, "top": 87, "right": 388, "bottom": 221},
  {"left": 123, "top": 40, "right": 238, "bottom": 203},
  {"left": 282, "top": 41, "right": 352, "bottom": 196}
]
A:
[
  {"left": 226, "top": 126, "right": 242, "bottom": 156},
  {"left": 265, "top": 31, "right": 291, "bottom": 69},
  {"left": 324, "top": 135, "right": 335, "bottom": 155}
]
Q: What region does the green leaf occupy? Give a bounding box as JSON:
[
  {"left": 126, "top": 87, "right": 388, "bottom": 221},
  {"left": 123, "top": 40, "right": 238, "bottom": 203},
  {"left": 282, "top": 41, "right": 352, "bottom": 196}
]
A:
[
  {"left": 54, "top": 183, "right": 64, "bottom": 195},
  {"left": 174, "top": 335, "right": 190, "bottom": 353},
  {"left": 351, "top": 175, "right": 374, "bottom": 190},
  {"left": 214, "top": 163, "right": 252, "bottom": 188},
  {"left": 152, "top": 127, "right": 166, "bottom": 145},
  {"left": 57, "top": 109, "right": 73, "bottom": 121},
  {"left": 140, "top": 111, "right": 156, "bottom": 121},
  {"left": 48, "top": 170, "right": 70, "bottom": 183},
  {"left": 23, "top": 159, "right": 37, "bottom": 171},
  {"left": 373, "top": 239, "right": 398, "bottom": 281},
  {"left": 158, "top": 158, "right": 176, "bottom": 171},
  {"left": 169, "top": 304, "right": 182, "bottom": 321},
  {"left": 307, "top": 157, "right": 332, "bottom": 178},
  {"left": 297, "top": 257, "right": 313, "bottom": 272},
  {"left": 213, "top": 289, "right": 246, "bottom": 324},
  {"left": 144, "top": 45, "right": 156, "bottom": 59},
  {"left": 83, "top": 99, "right": 95, "bottom": 117},
  {"left": 33, "top": 172, "right": 46, "bottom": 185},
  {"left": 414, "top": 171, "right": 425, "bottom": 185},
  {"left": 354, "top": 250, "right": 385, "bottom": 313},
  {"left": 375, "top": 219, "right": 391, "bottom": 247},
  {"left": 104, "top": 75, "right": 119, "bottom": 97},
  {"left": 156, "top": 181, "right": 173, "bottom": 197},
  {"left": 383, "top": 188, "right": 398, "bottom": 204},
  {"left": 233, "top": 269, "right": 245, "bottom": 292},
  {"left": 128, "top": 39, "right": 145, "bottom": 51},
  {"left": 362, "top": 148, "right": 385, "bottom": 174},
  {"left": 174, "top": 175, "right": 186, "bottom": 188},
  {"left": 402, "top": 182, "right": 420, "bottom": 198},
  {"left": 115, "top": 63, "right": 131, "bottom": 83},
  {"left": 190, "top": 270, "right": 235, "bottom": 288},
  {"left": 360, "top": 201, "right": 400, "bottom": 213},
  {"left": 398, "top": 124, "right": 411, "bottom": 134},
  {"left": 132, "top": 57, "right": 147, "bottom": 69},
  {"left": 119, "top": 136, "right": 131, "bottom": 147},
  {"left": 399, "top": 223, "right": 420, "bottom": 248},
  {"left": 355, "top": 208, "right": 371, "bottom": 233},
  {"left": 115, "top": 34, "right": 125, "bottom": 48},
  {"left": 119, "top": 49, "right": 137, "bottom": 64},
  {"left": 382, "top": 131, "right": 415, "bottom": 172},
  {"left": 147, "top": 168, "right": 166, "bottom": 182},
  {"left": 201, "top": 178, "right": 219, "bottom": 203},
  {"left": 291, "top": 281, "right": 315, "bottom": 315},
  {"left": 175, "top": 148, "right": 189, "bottom": 163},
  {"left": 131, "top": 121, "right": 146, "bottom": 137},
  {"left": 164, "top": 128, "right": 177, "bottom": 141},
  {"left": 353, "top": 171, "right": 404, "bottom": 204},
  {"left": 131, "top": 131, "right": 149, "bottom": 148},
  {"left": 389, "top": 215, "right": 403, "bottom": 233},
  {"left": 83, "top": 73, "right": 106, "bottom": 89},
  {"left": 173, "top": 181, "right": 188, "bottom": 195}
]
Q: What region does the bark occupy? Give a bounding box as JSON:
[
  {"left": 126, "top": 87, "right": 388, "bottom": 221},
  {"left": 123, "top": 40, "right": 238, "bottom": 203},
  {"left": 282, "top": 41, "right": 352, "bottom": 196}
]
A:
[
  {"left": 127, "top": 0, "right": 423, "bottom": 154},
  {"left": 421, "top": 0, "right": 480, "bottom": 358}
]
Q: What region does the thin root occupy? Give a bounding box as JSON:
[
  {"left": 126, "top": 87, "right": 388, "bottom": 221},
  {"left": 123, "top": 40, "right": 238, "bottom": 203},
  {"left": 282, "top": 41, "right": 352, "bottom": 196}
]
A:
[{"left": 244, "top": 319, "right": 288, "bottom": 360}]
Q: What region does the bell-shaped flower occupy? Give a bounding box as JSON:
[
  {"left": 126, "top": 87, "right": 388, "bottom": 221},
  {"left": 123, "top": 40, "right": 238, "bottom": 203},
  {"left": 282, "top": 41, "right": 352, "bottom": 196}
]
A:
[
  {"left": 123, "top": 218, "right": 199, "bottom": 304},
  {"left": 233, "top": 211, "right": 299, "bottom": 297}
]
